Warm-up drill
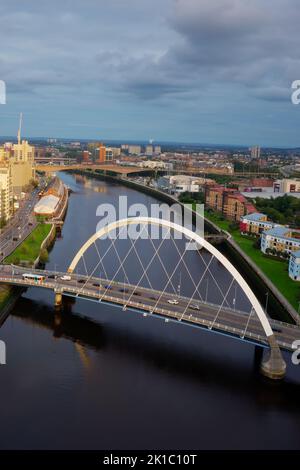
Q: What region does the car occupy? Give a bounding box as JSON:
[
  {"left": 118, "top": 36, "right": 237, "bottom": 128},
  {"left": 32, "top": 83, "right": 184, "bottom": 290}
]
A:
[
  {"left": 190, "top": 304, "right": 200, "bottom": 310},
  {"left": 104, "top": 285, "right": 112, "bottom": 290},
  {"left": 28, "top": 222, "right": 33, "bottom": 226},
  {"left": 133, "top": 291, "right": 141, "bottom": 296},
  {"left": 119, "top": 288, "right": 129, "bottom": 293},
  {"left": 93, "top": 282, "right": 101, "bottom": 288},
  {"left": 77, "top": 279, "right": 86, "bottom": 284},
  {"left": 13, "top": 237, "right": 18, "bottom": 241},
  {"left": 60, "top": 275, "right": 71, "bottom": 281},
  {"left": 48, "top": 274, "right": 57, "bottom": 279},
  {"left": 167, "top": 299, "right": 179, "bottom": 305}
]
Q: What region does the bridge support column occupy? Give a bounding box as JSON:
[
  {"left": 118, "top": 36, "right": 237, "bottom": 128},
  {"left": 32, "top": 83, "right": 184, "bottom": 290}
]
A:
[
  {"left": 260, "top": 335, "right": 286, "bottom": 380},
  {"left": 54, "top": 291, "right": 63, "bottom": 308}
]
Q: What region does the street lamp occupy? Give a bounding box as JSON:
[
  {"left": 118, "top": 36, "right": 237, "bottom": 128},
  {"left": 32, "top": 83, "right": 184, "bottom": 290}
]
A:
[
  {"left": 265, "top": 291, "right": 269, "bottom": 314},
  {"left": 205, "top": 277, "right": 209, "bottom": 303}
]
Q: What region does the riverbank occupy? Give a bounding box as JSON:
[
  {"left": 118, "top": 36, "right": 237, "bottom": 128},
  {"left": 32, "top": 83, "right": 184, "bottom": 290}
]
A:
[
  {"left": 0, "top": 286, "right": 24, "bottom": 325},
  {"left": 68, "top": 168, "right": 299, "bottom": 324},
  {"left": 4, "top": 223, "right": 53, "bottom": 266},
  {"left": 0, "top": 223, "right": 56, "bottom": 316},
  {"left": 205, "top": 210, "right": 300, "bottom": 315}
]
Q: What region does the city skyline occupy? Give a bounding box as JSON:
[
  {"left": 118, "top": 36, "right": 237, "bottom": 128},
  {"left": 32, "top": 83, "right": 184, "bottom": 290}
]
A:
[{"left": 1, "top": 0, "right": 300, "bottom": 147}]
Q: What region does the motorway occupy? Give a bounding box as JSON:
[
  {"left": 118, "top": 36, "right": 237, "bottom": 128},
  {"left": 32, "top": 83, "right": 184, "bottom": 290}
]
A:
[{"left": 0, "top": 264, "right": 299, "bottom": 352}]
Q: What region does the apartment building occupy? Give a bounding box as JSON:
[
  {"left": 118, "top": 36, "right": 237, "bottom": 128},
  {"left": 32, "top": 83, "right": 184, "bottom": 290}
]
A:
[
  {"left": 240, "top": 213, "right": 274, "bottom": 235},
  {"left": 289, "top": 250, "right": 300, "bottom": 281},
  {"left": 205, "top": 186, "right": 256, "bottom": 221},
  {"left": 273, "top": 178, "right": 300, "bottom": 193},
  {"left": 223, "top": 193, "right": 254, "bottom": 221},
  {"left": 205, "top": 187, "right": 233, "bottom": 212},
  {"left": 261, "top": 226, "right": 300, "bottom": 255},
  {"left": 0, "top": 164, "right": 13, "bottom": 221}
]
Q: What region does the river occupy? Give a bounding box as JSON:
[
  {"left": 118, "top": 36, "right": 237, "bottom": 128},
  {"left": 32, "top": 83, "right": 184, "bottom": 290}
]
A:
[{"left": 0, "top": 172, "right": 299, "bottom": 450}]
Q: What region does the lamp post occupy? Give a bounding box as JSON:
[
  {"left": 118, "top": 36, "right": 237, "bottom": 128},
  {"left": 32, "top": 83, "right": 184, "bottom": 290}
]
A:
[{"left": 265, "top": 291, "right": 269, "bottom": 314}]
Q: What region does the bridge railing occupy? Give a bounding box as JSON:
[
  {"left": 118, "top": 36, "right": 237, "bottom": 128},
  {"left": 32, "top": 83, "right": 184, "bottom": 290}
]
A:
[
  {"left": 3, "top": 272, "right": 296, "bottom": 350},
  {"left": 4, "top": 266, "right": 253, "bottom": 317}
]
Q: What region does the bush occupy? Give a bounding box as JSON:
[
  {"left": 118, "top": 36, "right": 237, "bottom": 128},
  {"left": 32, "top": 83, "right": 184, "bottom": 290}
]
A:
[
  {"left": 253, "top": 238, "right": 261, "bottom": 249},
  {"left": 229, "top": 222, "right": 239, "bottom": 231},
  {"left": 39, "top": 248, "right": 49, "bottom": 264}
]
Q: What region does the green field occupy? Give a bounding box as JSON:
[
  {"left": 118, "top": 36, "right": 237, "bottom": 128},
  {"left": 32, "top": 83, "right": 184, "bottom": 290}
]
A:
[
  {"left": 205, "top": 211, "right": 300, "bottom": 311},
  {"left": 5, "top": 224, "right": 52, "bottom": 266}
]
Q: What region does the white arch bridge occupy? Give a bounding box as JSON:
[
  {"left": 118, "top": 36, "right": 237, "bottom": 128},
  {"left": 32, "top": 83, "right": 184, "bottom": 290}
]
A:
[{"left": 1, "top": 217, "right": 299, "bottom": 380}]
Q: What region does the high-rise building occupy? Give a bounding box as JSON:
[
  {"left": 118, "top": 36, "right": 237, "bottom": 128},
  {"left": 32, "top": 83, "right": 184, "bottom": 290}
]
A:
[
  {"left": 0, "top": 164, "right": 13, "bottom": 221},
  {"left": 128, "top": 145, "right": 141, "bottom": 155},
  {"left": 154, "top": 145, "right": 161, "bottom": 155},
  {"left": 98, "top": 143, "right": 106, "bottom": 163},
  {"left": 111, "top": 147, "right": 121, "bottom": 158},
  {"left": 8, "top": 115, "right": 35, "bottom": 195},
  {"left": 82, "top": 150, "right": 90, "bottom": 162},
  {"left": 145, "top": 145, "right": 153, "bottom": 157},
  {"left": 105, "top": 147, "right": 113, "bottom": 162},
  {"left": 250, "top": 146, "right": 261, "bottom": 159}
]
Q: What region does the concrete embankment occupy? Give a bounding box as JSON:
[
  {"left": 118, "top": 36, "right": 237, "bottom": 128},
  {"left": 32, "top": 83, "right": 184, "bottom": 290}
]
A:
[
  {"left": 33, "top": 223, "right": 57, "bottom": 267},
  {"left": 69, "top": 168, "right": 299, "bottom": 325},
  {"left": 0, "top": 287, "right": 24, "bottom": 326}
]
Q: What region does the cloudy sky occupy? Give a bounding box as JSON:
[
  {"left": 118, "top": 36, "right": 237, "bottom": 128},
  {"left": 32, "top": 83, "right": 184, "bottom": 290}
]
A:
[{"left": 0, "top": 0, "right": 300, "bottom": 146}]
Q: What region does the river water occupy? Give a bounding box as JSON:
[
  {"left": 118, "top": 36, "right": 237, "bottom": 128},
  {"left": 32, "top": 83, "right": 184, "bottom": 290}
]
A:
[{"left": 0, "top": 172, "right": 299, "bottom": 450}]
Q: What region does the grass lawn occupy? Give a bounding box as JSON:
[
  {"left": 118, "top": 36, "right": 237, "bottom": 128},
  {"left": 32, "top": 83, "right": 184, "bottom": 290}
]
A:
[
  {"left": 205, "top": 210, "right": 300, "bottom": 311},
  {"left": 5, "top": 223, "right": 52, "bottom": 266}
]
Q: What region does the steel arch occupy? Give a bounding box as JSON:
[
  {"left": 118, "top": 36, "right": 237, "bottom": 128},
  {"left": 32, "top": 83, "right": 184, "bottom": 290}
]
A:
[{"left": 68, "top": 217, "right": 274, "bottom": 339}]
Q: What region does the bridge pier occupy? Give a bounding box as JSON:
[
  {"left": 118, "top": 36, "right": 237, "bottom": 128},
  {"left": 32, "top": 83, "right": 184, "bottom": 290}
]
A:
[
  {"left": 54, "top": 290, "right": 63, "bottom": 308},
  {"left": 260, "top": 335, "right": 286, "bottom": 380}
]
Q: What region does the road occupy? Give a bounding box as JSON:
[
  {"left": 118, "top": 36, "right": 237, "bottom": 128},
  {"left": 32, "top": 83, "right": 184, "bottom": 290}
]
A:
[
  {"left": 0, "top": 180, "right": 48, "bottom": 262},
  {"left": 0, "top": 264, "right": 299, "bottom": 352}
]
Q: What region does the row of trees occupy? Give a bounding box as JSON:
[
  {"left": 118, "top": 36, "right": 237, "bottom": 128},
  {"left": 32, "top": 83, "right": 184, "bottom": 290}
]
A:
[
  {"left": 255, "top": 194, "right": 300, "bottom": 227},
  {"left": 178, "top": 191, "right": 205, "bottom": 205},
  {"left": 265, "top": 247, "right": 290, "bottom": 259}
]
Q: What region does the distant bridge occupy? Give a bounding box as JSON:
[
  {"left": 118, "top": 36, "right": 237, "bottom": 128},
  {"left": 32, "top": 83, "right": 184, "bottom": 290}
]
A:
[
  {"left": 35, "top": 164, "right": 154, "bottom": 176},
  {"left": 36, "top": 163, "right": 280, "bottom": 179},
  {"left": 1, "top": 217, "right": 299, "bottom": 380}
]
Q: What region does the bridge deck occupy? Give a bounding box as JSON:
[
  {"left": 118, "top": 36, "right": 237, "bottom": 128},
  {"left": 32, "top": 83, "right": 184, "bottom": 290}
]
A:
[{"left": 0, "top": 265, "right": 299, "bottom": 352}]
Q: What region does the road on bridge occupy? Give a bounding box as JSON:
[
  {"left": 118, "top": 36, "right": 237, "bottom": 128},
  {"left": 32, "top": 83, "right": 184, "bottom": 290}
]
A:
[{"left": 0, "top": 264, "right": 299, "bottom": 352}]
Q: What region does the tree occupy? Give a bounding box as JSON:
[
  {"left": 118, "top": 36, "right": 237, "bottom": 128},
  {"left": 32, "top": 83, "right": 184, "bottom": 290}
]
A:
[
  {"left": 0, "top": 217, "right": 7, "bottom": 229},
  {"left": 39, "top": 248, "right": 49, "bottom": 264}
]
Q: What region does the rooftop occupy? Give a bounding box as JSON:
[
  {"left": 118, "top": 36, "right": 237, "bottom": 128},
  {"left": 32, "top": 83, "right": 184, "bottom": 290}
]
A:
[
  {"left": 263, "top": 226, "right": 300, "bottom": 242},
  {"left": 291, "top": 249, "right": 300, "bottom": 258},
  {"left": 241, "top": 212, "right": 267, "bottom": 222},
  {"left": 34, "top": 194, "right": 60, "bottom": 215}
]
